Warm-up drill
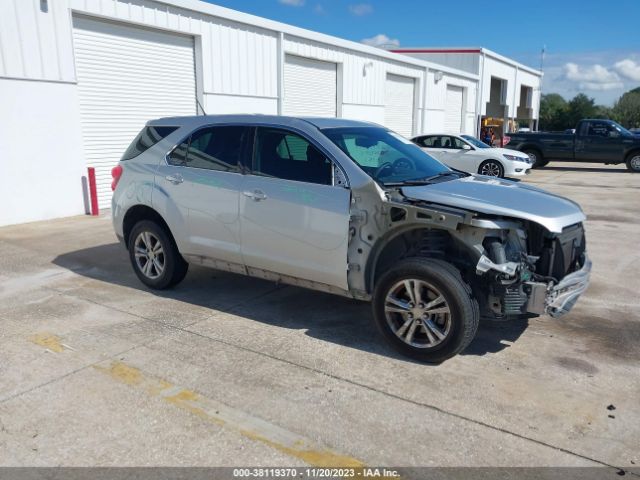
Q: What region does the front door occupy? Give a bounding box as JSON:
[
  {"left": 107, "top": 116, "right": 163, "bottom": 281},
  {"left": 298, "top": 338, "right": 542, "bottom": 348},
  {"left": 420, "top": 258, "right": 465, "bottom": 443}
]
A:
[
  {"left": 415, "top": 135, "right": 448, "bottom": 163},
  {"left": 575, "top": 121, "right": 625, "bottom": 162},
  {"left": 437, "top": 136, "right": 474, "bottom": 171},
  {"left": 240, "top": 127, "right": 351, "bottom": 290},
  {"left": 155, "top": 125, "right": 250, "bottom": 266}
]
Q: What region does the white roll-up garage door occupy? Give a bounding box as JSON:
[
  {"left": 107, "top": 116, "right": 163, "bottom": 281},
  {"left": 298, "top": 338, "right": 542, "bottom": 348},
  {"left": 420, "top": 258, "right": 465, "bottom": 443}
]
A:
[
  {"left": 283, "top": 55, "right": 337, "bottom": 117},
  {"left": 444, "top": 85, "right": 464, "bottom": 134},
  {"left": 384, "top": 74, "right": 415, "bottom": 137},
  {"left": 73, "top": 16, "right": 196, "bottom": 209}
]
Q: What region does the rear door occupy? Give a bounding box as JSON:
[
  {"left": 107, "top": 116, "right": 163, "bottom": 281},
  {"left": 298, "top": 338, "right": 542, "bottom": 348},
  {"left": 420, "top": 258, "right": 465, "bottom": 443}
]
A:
[
  {"left": 155, "top": 125, "right": 249, "bottom": 268},
  {"left": 415, "top": 135, "right": 448, "bottom": 162},
  {"left": 240, "top": 127, "right": 351, "bottom": 290}
]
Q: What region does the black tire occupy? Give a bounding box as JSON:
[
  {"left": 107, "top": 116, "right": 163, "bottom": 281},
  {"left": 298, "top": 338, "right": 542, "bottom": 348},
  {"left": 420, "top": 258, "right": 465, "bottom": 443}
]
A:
[
  {"left": 523, "top": 149, "right": 548, "bottom": 168},
  {"left": 625, "top": 151, "right": 640, "bottom": 172},
  {"left": 478, "top": 160, "right": 505, "bottom": 178},
  {"left": 128, "top": 220, "right": 188, "bottom": 289},
  {"left": 372, "top": 258, "right": 479, "bottom": 363}
]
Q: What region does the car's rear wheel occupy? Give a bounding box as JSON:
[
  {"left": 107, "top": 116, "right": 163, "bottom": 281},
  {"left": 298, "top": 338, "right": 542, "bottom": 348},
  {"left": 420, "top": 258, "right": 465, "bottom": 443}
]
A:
[
  {"left": 626, "top": 152, "right": 640, "bottom": 172},
  {"left": 523, "top": 149, "right": 548, "bottom": 168},
  {"left": 128, "top": 220, "right": 188, "bottom": 289},
  {"left": 478, "top": 160, "right": 504, "bottom": 178},
  {"left": 372, "top": 258, "right": 479, "bottom": 363}
]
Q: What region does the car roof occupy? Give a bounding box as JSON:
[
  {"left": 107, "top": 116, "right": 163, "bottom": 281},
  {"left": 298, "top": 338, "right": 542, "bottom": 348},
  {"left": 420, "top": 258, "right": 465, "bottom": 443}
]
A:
[
  {"left": 148, "top": 114, "right": 379, "bottom": 129},
  {"left": 411, "top": 133, "right": 463, "bottom": 139}
]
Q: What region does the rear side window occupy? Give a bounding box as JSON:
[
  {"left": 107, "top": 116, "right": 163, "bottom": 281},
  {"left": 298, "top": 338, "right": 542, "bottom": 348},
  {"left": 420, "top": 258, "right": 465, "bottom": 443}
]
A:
[
  {"left": 122, "top": 126, "right": 178, "bottom": 160},
  {"left": 418, "top": 136, "right": 440, "bottom": 147},
  {"left": 167, "top": 126, "right": 248, "bottom": 173}
]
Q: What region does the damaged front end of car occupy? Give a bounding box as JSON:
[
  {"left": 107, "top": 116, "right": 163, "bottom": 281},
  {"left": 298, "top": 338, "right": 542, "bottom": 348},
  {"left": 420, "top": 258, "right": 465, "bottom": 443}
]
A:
[
  {"left": 472, "top": 219, "right": 591, "bottom": 320},
  {"left": 347, "top": 175, "right": 592, "bottom": 322}
]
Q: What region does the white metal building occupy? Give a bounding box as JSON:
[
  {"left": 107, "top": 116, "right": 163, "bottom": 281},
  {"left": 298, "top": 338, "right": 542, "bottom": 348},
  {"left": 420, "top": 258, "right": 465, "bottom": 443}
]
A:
[
  {"left": 391, "top": 47, "right": 543, "bottom": 140},
  {"left": 0, "top": 0, "right": 485, "bottom": 226}
]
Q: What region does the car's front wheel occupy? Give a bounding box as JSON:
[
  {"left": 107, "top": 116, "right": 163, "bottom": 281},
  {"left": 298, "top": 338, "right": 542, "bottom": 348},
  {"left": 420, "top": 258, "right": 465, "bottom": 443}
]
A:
[
  {"left": 372, "top": 258, "right": 479, "bottom": 363},
  {"left": 128, "top": 220, "right": 188, "bottom": 289},
  {"left": 478, "top": 160, "right": 504, "bottom": 178}
]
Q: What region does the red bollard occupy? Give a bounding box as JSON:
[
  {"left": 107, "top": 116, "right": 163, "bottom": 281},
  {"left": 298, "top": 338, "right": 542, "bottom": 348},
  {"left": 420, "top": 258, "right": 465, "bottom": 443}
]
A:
[{"left": 87, "top": 167, "right": 99, "bottom": 216}]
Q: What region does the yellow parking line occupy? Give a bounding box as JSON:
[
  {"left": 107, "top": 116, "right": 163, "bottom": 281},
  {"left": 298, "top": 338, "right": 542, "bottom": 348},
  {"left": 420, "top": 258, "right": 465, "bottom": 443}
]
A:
[
  {"left": 96, "top": 361, "right": 366, "bottom": 468},
  {"left": 28, "top": 333, "right": 65, "bottom": 353}
]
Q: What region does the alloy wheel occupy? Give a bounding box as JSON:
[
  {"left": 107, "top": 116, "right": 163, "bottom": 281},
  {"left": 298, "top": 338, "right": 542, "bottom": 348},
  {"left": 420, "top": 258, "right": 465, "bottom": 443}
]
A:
[
  {"left": 630, "top": 155, "right": 640, "bottom": 171},
  {"left": 134, "top": 231, "right": 165, "bottom": 279},
  {"left": 480, "top": 162, "right": 502, "bottom": 177},
  {"left": 384, "top": 279, "right": 452, "bottom": 348}
]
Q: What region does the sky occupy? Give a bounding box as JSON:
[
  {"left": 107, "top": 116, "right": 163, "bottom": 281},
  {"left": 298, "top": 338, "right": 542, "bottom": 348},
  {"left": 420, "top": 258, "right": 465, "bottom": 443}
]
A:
[{"left": 204, "top": 0, "right": 640, "bottom": 106}]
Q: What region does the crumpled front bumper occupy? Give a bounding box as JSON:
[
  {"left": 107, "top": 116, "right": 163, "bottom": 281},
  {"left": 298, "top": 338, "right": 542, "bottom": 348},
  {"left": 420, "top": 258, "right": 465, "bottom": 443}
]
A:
[{"left": 546, "top": 257, "right": 592, "bottom": 317}]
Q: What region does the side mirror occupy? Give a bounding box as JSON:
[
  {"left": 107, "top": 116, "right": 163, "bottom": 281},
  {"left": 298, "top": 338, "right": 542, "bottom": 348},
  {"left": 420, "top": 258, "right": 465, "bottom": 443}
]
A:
[{"left": 462, "top": 144, "right": 472, "bottom": 151}]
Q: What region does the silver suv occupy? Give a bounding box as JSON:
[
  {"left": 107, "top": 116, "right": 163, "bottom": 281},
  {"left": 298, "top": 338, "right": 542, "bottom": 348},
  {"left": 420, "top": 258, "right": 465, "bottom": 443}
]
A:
[{"left": 112, "top": 115, "right": 591, "bottom": 362}]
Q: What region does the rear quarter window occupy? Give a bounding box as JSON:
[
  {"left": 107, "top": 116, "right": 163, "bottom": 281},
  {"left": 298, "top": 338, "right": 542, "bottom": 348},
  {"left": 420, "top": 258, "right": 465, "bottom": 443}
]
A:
[{"left": 121, "top": 126, "right": 179, "bottom": 160}]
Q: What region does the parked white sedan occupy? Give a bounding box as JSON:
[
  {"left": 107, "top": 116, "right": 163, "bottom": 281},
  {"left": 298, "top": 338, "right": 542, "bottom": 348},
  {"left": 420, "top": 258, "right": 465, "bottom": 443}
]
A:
[{"left": 411, "top": 134, "right": 532, "bottom": 178}]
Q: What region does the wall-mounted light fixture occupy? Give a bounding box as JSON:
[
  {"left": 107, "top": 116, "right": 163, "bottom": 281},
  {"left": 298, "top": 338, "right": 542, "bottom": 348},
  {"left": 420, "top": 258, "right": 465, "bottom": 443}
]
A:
[
  {"left": 363, "top": 61, "right": 374, "bottom": 76},
  {"left": 434, "top": 71, "right": 444, "bottom": 83}
]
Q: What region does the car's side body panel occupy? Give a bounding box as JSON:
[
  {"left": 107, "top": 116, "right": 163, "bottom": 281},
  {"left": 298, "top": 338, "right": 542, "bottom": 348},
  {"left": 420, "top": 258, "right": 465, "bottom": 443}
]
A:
[{"left": 112, "top": 132, "right": 183, "bottom": 242}]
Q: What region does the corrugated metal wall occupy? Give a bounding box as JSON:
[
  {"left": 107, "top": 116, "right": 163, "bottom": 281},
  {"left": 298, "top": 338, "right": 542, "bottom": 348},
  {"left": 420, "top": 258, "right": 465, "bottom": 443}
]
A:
[
  {"left": 0, "top": 0, "right": 75, "bottom": 81},
  {"left": 284, "top": 36, "right": 424, "bottom": 107},
  {"left": 0, "top": 0, "right": 432, "bottom": 111}
]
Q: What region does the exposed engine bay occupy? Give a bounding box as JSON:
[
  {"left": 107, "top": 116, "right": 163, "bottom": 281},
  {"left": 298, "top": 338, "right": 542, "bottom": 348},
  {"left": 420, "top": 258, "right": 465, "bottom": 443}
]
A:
[{"left": 474, "top": 221, "right": 589, "bottom": 319}]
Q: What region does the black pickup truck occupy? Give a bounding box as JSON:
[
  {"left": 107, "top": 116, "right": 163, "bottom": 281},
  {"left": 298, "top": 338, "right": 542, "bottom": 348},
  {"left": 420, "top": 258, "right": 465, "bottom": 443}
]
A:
[{"left": 508, "top": 119, "right": 640, "bottom": 172}]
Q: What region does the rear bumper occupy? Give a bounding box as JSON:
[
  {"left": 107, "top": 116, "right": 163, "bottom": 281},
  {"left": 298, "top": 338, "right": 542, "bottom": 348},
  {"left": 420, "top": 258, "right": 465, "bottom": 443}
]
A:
[{"left": 547, "top": 257, "right": 592, "bottom": 317}]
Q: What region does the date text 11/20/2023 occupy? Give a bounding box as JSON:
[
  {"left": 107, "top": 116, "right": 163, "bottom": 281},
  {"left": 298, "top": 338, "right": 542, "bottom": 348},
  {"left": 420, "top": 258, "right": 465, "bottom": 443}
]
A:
[{"left": 232, "top": 468, "right": 400, "bottom": 478}]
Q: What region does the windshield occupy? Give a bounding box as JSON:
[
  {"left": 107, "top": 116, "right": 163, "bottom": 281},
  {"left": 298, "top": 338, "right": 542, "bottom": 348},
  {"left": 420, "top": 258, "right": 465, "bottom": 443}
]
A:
[
  {"left": 461, "top": 135, "right": 490, "bottom": 149},
  {"left": 322, "top": 127, "right": 451, "bottom": 185}
]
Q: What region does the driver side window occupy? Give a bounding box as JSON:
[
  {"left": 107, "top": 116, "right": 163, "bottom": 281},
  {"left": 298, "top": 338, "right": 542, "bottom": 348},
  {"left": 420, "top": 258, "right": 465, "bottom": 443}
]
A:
[
  {"left": 587, "top": 122, "right": 611, "bottom": 138},
  {"left": 253, "top": 128, "right": 333, "bottom": 186},
  {"left": 441, "top": 136, "right": 454, "bottom": 149}
]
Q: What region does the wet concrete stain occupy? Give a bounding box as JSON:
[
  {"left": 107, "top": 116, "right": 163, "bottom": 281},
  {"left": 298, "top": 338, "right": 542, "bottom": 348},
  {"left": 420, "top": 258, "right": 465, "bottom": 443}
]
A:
[
  {"left": 553, "top": 314, "right": 640, "bottom": 362},
  {"left": 555, "top": 356, "right": 599, "bottom": 375}
]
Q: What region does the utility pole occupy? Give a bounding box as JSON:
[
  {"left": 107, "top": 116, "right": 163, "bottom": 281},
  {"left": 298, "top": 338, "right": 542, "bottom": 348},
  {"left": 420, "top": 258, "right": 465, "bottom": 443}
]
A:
[{"left": 539, "top": 45, "right": 546, "bottom": 95}]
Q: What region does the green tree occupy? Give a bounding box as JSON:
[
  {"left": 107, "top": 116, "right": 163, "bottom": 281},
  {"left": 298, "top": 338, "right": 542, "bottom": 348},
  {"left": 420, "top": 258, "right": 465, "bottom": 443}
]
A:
[
  {"left": 539, "top": 93, "right": 568, "bottom": 131},
  {"left": 593, "top": 104, "right": 613, "bottom": 120},
  {"left": 565, "top": 93, "right": 597, "bottom": 128},
  {"left": 612, "top": 89, "right": 640, "bottom": 128}
]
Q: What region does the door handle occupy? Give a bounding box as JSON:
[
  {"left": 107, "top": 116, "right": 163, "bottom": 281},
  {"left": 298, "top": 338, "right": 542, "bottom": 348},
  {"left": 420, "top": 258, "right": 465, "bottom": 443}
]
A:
[
  {"left": 165, "top": 174, "right": 184, "bottom": 184},
  {"left": 243, "top": 190, "right": 267, "bottom": 201}
]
